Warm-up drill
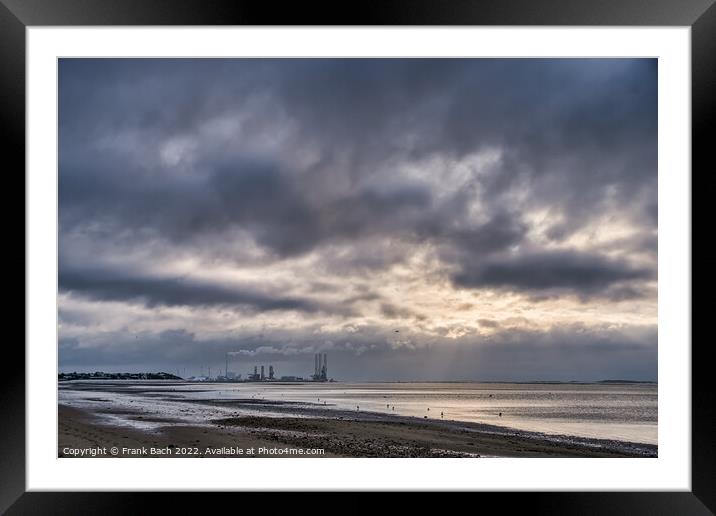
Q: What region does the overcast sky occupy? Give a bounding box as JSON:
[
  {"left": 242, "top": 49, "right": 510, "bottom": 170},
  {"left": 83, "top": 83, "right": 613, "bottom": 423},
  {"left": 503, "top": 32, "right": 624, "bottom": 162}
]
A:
[{"left": 58, "top": 58, "right": 657, "bottom": 381}]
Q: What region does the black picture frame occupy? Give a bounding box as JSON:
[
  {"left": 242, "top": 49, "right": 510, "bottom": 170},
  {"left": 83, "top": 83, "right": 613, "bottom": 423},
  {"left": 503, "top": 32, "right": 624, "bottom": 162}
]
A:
[{"left": 4, "top": 0, "right": 711, "bottom": 511}]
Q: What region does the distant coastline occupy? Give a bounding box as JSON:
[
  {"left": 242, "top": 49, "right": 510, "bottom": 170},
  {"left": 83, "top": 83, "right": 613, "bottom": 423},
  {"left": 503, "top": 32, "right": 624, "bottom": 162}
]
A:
[{"left": 58, "top": 373, "right": 656, "bottom": 385}]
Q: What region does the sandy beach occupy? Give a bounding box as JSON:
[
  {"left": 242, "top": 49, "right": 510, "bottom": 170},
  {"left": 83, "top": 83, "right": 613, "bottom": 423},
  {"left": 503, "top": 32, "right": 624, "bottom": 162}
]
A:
[{"left": 58, "top": 397, "right": 657, "bottom": 458}]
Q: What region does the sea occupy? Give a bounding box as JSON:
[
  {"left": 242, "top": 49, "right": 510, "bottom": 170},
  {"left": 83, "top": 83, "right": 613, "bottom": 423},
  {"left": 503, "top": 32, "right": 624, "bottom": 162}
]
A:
[{"left": 59, "top": 380, "right": 657, "bottom": 445}]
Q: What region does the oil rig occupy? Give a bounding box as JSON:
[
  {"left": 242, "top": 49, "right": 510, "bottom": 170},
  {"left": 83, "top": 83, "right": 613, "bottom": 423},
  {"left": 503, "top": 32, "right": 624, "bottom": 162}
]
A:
[{"left": 312, "top": 353, "right": 328, "bottom": 382}]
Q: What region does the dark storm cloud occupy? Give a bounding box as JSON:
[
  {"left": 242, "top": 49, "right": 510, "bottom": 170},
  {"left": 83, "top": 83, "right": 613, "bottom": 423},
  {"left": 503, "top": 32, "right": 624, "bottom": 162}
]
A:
[
  {"left": 447, "top": 212, "right": 527, "bottom": 254},
  {"left": 452, "top": 250, "right": 653, "bottom": 297},
  {"left": 59, "top": 264, "right": 319, "bottom": 312},
  {"left": 431, "top": 210, "right": 529, "bottom": 269},
  {"left": 60, "top": 149, "right": 433, "bottom": 258}
]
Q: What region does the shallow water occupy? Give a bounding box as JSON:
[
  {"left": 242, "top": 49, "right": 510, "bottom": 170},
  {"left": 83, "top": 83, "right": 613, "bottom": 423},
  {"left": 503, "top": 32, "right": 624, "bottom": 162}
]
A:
[{"left": 59, "top": 381, "right": 657, "bottom": 445}]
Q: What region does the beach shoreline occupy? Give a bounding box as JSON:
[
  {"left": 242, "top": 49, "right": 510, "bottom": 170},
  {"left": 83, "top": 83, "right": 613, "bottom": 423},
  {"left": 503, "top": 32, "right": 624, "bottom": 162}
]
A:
[{"left": 58, "top": 399, "right": 657, "bottom": 458}]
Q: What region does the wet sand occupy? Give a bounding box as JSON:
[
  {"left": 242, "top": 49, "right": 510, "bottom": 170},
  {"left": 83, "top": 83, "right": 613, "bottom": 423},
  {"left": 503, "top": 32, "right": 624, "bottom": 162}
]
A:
[
  {"left": 58, "top": 405, "right": 334, "bottom": 457},
  {"left": 58, "top": 403, "right": 656, "bottom": 458}
]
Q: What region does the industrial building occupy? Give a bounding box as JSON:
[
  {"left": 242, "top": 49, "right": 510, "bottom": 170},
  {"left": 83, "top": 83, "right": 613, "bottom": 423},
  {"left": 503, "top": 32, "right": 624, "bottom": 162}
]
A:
[
  {"left": 187, "top": 353, "right": 333, "bottom": 383},
  {"left": 245, "top": 364, "right": 277, "bottom": 382},
  {"left": 247, "top": 365, "right": 260, "bottom": 381}
]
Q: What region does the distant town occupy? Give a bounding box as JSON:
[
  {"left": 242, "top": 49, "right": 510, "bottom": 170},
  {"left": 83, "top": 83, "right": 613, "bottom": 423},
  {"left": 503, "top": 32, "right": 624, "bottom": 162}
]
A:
[
  {"left": 59, "top": 352, "right": 334, "bottom": 383},
  {"left": 58, "top": 371, "right": 182, "bottom": 381}
]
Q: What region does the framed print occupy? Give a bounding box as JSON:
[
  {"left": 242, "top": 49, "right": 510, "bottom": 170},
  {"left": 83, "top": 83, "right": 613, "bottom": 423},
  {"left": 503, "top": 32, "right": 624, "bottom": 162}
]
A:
[{"left": 5, "top": 0, "right": 712, "bottom": 511}]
